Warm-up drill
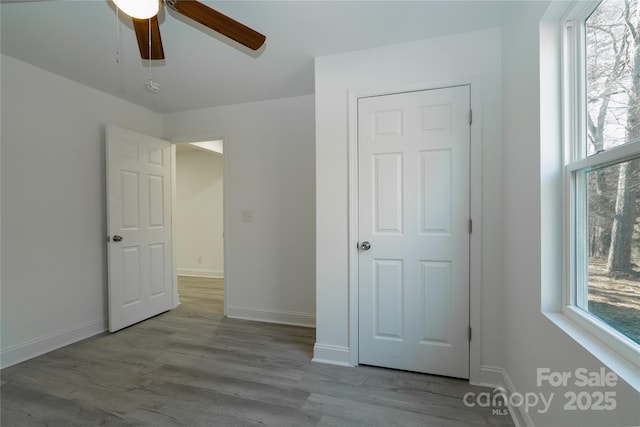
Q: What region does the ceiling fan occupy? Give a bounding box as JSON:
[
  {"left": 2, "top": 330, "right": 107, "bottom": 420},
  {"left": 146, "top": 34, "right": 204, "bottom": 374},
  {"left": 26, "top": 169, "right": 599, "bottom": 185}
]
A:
[{"left": 113, "top": 0, "right": 266, "bottom": 60}]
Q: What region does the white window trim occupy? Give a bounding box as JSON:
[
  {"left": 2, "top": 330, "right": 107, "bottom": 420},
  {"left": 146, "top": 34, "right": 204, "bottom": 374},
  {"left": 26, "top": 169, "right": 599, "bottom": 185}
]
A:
[{"left": 558, "top": 0, "right": 640, "bottom": 388}]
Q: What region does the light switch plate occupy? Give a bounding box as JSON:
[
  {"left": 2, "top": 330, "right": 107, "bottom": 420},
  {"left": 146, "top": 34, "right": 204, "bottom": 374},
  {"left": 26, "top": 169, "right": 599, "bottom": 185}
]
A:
[{"left": 241, "top": 210, "right": 253, "bottom": 223}]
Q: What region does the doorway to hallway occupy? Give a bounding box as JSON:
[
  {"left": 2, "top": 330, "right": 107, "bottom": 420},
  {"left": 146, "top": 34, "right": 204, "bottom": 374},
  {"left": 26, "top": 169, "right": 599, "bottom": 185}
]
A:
[{"left": 175, "top": 141, "right": 225, "bottom": 309}]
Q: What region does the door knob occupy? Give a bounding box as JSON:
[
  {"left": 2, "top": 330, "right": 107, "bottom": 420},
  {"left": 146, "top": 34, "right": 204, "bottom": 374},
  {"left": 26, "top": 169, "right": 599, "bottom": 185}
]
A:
[
  {"left": 360, "top": 241, "right": 371, "bottom": 250},
  {"left": 112, "top": 235, "right": 123, "bottom": 242}
]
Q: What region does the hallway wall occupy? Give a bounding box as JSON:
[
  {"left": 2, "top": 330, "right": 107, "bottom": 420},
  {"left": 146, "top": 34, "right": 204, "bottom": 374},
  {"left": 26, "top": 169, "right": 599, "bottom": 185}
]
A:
[{"left": 175, "top": 148, "right": 224, "bottom": 278}]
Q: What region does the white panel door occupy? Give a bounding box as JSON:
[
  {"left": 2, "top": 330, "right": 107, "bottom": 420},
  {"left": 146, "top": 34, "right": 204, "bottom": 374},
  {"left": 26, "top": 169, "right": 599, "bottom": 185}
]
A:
[
  {"left": 358, "top": 86, "right": 470, "bottom": 378},
  {"left": 106, "top": 125, "right": 173, "bottom": 332}
]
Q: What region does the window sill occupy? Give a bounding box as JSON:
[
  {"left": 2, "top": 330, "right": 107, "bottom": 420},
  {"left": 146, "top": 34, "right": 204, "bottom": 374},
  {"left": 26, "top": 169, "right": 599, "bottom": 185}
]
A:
[{"left": 544, "top": 309, "right": 640, "bottom": 392}]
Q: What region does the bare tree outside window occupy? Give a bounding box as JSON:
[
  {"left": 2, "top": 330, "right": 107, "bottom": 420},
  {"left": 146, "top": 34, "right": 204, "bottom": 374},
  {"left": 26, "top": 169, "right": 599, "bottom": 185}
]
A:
[{"left": 585, "top": 0, "right": 640, "bottom": 344}]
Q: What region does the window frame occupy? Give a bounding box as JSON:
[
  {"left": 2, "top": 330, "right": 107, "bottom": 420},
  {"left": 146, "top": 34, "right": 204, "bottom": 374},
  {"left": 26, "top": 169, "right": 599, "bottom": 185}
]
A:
[{"left": 562, "top": 0, "right": 640, "bottom": 370}]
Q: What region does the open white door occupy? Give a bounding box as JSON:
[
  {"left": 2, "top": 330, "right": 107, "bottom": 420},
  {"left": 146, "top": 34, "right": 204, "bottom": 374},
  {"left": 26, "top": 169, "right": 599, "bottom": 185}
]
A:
[
  {"left": 358, "top": 86, "right": 470, "bottom": 378},
  {"left": 106, "top": 125, "right": 173, "bottom": 332}
]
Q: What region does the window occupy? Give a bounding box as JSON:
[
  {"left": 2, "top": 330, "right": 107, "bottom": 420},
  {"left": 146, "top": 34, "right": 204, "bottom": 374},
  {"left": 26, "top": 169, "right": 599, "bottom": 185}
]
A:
[{"left": 565, "top": 0, "right": 640, "bottom": 359}]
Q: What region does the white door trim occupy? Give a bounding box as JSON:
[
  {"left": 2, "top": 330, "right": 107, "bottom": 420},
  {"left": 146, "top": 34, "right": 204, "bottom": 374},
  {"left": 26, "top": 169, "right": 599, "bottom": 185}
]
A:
[
  {"left": 170, "top": 144, "right": 179, "bottom": 309},
  {"left": 347, "top": 78, "right": 483, "bottom": 384}
]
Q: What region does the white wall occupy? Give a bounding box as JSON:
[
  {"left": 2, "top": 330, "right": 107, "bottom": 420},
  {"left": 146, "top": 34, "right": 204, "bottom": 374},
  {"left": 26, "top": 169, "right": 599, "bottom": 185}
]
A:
[
  {"left": 163, "top": 95, "right": 316, "bottom": 327},
  {"left": 175, "top": 149, "right": 224, "bottom": 278},
  {"left": 0, "top": 54, "right": 163, "bottom": 368},
  {"left": 499, "top": 2, "right": 639, "bottom": 426},
  {"left": 314, "top": 29, "right": 504, "bottom": 374}
]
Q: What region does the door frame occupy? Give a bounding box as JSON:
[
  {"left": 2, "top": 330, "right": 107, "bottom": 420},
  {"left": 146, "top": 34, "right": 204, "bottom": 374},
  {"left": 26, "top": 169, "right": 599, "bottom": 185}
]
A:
[
  {"left": 347, "top": 78, "right": 483, "bottom": 384},
  {"left": 170, "top": 135, "right": 228, "bottom": 315}
]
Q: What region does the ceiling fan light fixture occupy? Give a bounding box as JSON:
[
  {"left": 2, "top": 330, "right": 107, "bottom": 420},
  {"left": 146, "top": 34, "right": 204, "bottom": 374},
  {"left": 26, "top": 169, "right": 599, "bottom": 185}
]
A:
[{"left": 112, "top": 0, "right": 159, "bottom": 20}]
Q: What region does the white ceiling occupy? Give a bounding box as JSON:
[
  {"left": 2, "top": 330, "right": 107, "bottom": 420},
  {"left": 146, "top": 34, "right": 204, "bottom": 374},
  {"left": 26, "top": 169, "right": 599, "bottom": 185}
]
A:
[{"left": 1, "top": 0, "right": 511, "bottom": 113}]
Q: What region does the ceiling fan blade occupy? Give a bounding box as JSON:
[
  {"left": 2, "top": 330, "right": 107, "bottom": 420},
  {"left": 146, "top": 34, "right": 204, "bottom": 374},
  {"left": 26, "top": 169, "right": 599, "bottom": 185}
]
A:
[
  {"left": 132, "top": 15, "right": 165, "bottom": 60},
  {"left": 171, "top": 0, "right": 266, "bottom": 51}
]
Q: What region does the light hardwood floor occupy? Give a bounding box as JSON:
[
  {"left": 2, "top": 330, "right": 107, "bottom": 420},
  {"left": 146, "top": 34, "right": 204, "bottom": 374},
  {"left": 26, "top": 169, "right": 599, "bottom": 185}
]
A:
[{"left": 1, "top": 277, "right": 513, "bottom": 426}]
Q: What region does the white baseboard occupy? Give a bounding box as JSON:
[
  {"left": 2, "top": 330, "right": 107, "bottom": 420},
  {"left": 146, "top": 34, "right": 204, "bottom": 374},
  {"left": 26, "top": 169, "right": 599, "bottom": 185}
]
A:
[
  {"left": 478, "top": 364, "right": 509, "bottom": 388},
  {"left": 477, "top": 365, "right": 533, "bottom": 427},
  {"left": 226, "top": 305, "right": 315, "bottom": 328},
  {"left": 0, "top": 319, "right": 107, "bottom": 369},
  {"left": 312, "top": 343, "right": 352, "bottom": 367},
  {"left": 177, "top": 268, "right": 223, "bottom": 278},
  {"left": 500, "top": 368, "right": 534, "bottom": 427}
]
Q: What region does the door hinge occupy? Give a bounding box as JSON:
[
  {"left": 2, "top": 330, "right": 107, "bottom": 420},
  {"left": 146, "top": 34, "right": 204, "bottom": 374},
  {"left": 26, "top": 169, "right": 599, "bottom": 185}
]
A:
[
  {"left": 468, "top": 326, "right": 472, "bottom": 341},
  {"left": 468, "top": 219, "right": 473, "bottom": 234},
  {"left": 469, "top": 109, "right": 473, "bottom": 125}
]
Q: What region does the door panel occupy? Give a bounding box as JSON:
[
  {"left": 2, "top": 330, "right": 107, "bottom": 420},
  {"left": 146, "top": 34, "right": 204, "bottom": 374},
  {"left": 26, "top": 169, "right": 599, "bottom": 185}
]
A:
[
  {"left": 373, "top": 153, "right": 403, "bottom": 233},
  {"left": 420, "top": 149, "right": 452, "bottom": 233},
  {"left": 358, "top": 86, "right": 470, "bottom": 378},
  {"left": 374, "top": 259, "right": 404, "bottom": 340},
  {"left": 420, "top": 260, "right": 451, "bottom": 344},
  {"left": 107, "top": 125, "right": 173, "bottom": 332}
]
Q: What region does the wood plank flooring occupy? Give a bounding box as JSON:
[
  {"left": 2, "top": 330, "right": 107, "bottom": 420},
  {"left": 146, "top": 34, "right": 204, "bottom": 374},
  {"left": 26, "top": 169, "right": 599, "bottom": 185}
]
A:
[{"left": 1, "top": 277, "right": 514, "bottom": 426}]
